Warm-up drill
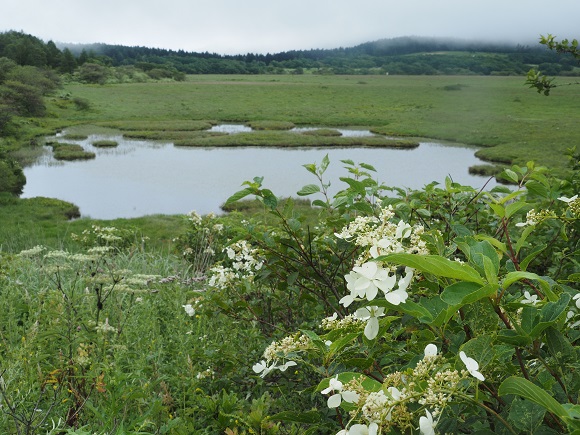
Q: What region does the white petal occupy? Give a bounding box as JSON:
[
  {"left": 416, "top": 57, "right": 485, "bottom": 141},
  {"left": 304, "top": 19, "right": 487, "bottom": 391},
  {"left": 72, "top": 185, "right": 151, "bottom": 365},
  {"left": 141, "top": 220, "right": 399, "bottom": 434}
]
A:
[
  {"left": 339, "top": 294, "right": 356, "bottom": 307},
  {"left": 341, "top": 390, "right": 360, "bottom": 403},
  {"left": 278, "top": 361, "right": 297, "bottom": 372},
  {"left": 365, "top": 283, "right": 379, "bottom": 301},
  {"left": 355, "top": 307, "right": 371, "bottom": 320},
  {"left": 424, "top": 344, "right": 438, "bottom": 357},
  {"left": 355, "top": 262, "right": 378, "bottom": 279},
  {"left": 364, "top": 316, "right": 380, "bottom": 340},
  {"left": 375, "top": 273, "right": 397, "bottom": 292},
  {"left": 327, "top": 394, "right": 342, "bottom": 408}
]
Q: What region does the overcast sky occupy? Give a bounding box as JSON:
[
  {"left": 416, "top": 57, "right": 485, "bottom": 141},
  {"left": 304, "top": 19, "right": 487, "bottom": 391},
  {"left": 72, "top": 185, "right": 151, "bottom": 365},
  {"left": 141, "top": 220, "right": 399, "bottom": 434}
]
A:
[{"left": 1, "top": 0, "right": 578, "bottom": 55}]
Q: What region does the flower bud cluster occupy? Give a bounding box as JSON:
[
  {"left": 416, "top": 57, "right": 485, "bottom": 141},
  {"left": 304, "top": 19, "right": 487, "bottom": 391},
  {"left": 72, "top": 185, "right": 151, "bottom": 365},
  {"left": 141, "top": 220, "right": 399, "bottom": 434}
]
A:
[
  {"left": 515, "top": 208, "right": 556, "bottom": 227},
  {"left": 320, "top": 312, "right": 364, "bottom": 332},
  {"left": 337, "top": 345, "right": 475, "bottom": 435},
  {"left": 252, "top": 333, "right": 311, "bottom": 378}
]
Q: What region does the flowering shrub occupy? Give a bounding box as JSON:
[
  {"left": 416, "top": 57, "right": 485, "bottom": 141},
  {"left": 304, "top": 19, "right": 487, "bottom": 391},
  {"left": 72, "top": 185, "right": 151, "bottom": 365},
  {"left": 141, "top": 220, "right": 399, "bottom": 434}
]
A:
[{"left": 221, "top": 156, "right": 580, "bottom": 434}]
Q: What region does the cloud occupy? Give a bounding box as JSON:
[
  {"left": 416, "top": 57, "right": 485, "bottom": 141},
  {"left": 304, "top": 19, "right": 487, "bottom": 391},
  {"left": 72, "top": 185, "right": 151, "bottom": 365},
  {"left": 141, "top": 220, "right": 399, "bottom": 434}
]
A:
[{"left": 1, "top": 0, "right": 578, "bottom": 54}]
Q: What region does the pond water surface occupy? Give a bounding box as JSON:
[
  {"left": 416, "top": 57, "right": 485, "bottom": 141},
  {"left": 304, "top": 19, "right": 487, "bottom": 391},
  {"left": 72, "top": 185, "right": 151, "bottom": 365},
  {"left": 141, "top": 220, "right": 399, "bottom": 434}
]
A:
[{"left": 22, "top": 127, "right": 497, "bottom": 219}]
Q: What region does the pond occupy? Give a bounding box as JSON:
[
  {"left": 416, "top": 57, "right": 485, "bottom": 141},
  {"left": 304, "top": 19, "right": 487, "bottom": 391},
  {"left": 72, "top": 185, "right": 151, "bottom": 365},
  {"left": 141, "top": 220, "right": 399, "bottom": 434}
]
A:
[{"left": 21, "top": 127, "right": 498, "bottom": 219}]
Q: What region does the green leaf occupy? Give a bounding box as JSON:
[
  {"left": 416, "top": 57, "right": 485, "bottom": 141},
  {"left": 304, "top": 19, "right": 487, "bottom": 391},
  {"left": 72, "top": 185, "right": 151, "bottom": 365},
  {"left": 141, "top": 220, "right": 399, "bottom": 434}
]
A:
[
  {"left": 497, "top": 330, "right": 532, "bottom": 346},
  {"left": 505, "top": 201, "right": 527, "bottom": 219},
  {"left": 499, "top": 377, "right": 568, "bottom": 422},
  {"left": 489, "top": 203, "right": 505, "bottom": 218},
  {"left": 507, "top": 397, "right": 546, "bottom": 433},
  {"left": 311, "top": 199, "right": 329, "bottom": 208},
  {"left": 377, "top": 253, "right": 485, "bottom": 284},
  {"left": 519, "top": 244, "right": 547, "bottom": 270},
  {"left": 297, "top": 184, "right": 321, "bottom": 196},
  {"left": 328, "top": 332, "right": 359, "bottom": 357},
  {"left": 441, "top": 282, "right": 496, "bottom": 306},
  {"left": 224, "top": 187, "right": 254, "bottom": 205},
  {"left": 303, "top": 163, "right": 317, "bottom": 175},
  {"left": 359, "top": 162, "right": 376, "bottom": 172},
  {"left": 503, "top": 169, "right": 519, "bottom": 184},
  {"left": 268, "top": 411, "right": 321, "bottom": 424},
  {"left": 502, "top": 271, "right": 545, "bottom": 291},
  {"left": 320, "top": 154, "right": 330, "bottom": 174}
]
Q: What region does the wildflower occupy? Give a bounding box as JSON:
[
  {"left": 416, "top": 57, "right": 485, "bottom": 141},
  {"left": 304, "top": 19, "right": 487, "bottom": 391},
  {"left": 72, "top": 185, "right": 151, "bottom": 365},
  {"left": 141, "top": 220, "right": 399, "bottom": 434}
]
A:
[
  {"left": 521, "top": 291, "right": 539, "bottom": 305},
  {"left": 419, "top": 409, "right": 437, "bottom": 435},
  {"left": 321, "top": 375, "right": 360, "bottom": 408},
  {"left": 459, "top": 351, "right": 485, "bottom": 381},
  {"left": 252, "top": 360, "right": 275, "bottom": 378},
  {"left": 350, "top": 262, "right": 397, "bottom": 301},
  {"left": 183, "top": 304, "right": 195, "bottom": 316},
  {"left": 355, "top": 306, "right": 385, "bottom": 340},
  {"left": 574, "top": 293, "right": 580, "bottom": 310}
]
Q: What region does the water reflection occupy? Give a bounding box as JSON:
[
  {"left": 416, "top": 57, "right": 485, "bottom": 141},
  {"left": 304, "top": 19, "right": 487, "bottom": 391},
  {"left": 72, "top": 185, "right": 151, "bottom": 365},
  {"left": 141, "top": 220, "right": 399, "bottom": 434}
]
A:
[{"left": 22, "top": 130, "right": 497, "bottom": 220}]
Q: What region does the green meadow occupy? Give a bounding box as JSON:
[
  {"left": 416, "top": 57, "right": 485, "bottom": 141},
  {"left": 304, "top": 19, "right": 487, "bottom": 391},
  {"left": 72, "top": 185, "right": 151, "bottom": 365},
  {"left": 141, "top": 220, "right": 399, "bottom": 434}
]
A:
[{"left": 42, "top": 74, "right": 580, "bottom": 174}]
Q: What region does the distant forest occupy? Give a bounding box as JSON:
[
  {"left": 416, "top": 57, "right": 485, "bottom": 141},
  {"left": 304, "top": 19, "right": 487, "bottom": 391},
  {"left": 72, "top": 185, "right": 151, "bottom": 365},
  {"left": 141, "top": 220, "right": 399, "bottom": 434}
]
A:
[{"left": 0, "top": 30, "right": 578, "bottom": 83}]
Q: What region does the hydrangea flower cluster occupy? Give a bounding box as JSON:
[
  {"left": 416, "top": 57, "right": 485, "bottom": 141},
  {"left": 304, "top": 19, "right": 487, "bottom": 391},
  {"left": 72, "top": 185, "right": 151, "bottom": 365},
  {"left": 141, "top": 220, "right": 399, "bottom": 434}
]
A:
[
  {"left": 208, "top": 240, "right": 264, "bottom": 289},
  {"left": 252, "top": 333, "right": 311, "bottom": 377},
  {"left": 332, "top": 345, "right": 483, "bottom": 435},
  {"left": 335, "top": 208, "right": 426, "bottom": 338}
]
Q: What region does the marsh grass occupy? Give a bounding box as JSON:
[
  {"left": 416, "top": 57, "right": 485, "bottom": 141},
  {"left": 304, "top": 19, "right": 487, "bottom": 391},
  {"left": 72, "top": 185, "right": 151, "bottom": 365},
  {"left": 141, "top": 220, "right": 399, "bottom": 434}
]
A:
[
  {"left": 468, "top": 163, "right": 503, "bottom": 177},
  {"left": 300, "top": 128, "right": 342, "bottom": 136},
  {"left": 247, "top": 120, "right": 295, "bottom": 130},
  {"left": 98, "top": 120, "right": 214, "bottom": 131},
  {"left": 48, "top": 142, "right": 95, "bottom": 160},
  {"left": 92, "top": 139, "right": 119, "bottom": 147},
  {"left": 63, "top": 133, "right": 89, "bottom": 140},
  {"left": 173, "top": 130, "right": 419, "bottom": 148},
  {"left": 122, "top": 130, "right": 225, "bottom": 140}
]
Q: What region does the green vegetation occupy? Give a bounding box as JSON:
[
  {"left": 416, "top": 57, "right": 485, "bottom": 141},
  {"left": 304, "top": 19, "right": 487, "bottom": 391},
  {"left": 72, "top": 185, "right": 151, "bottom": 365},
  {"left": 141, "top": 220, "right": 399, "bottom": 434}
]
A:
[
  {"left": 47, "top": 142, "right": 95, "bottom": 160},
  {"left": 91, "top": 139, "right": 118, "bottom": 147}
]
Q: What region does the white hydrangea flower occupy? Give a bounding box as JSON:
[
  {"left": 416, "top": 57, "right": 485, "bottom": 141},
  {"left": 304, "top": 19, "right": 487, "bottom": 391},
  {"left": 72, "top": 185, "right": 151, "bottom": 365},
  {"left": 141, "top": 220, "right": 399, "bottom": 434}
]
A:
[
  {"left": 182, "top": 304, "right": 195, "bottom": 316},
  {"left": 460, "top": 351, "right": 485, "bottom": 381},
  {"left": 252, "top": 360, "right": 275, "bottom": 378},
  {"left": 521, "top": 291, "right": 539, "bottom": 305},
  {"left": 321, "top": 375, "right": 360, "bottom": 408}
]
